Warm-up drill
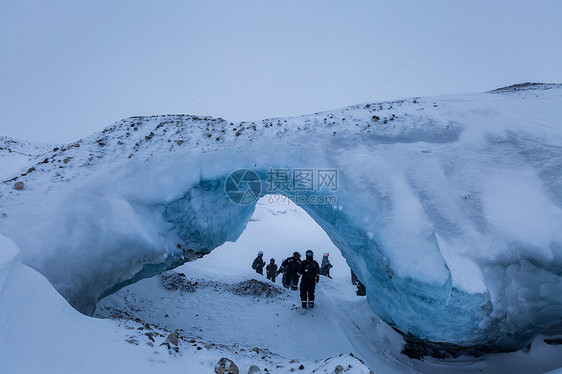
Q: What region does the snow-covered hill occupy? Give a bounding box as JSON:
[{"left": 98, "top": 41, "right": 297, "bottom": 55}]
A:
[
  {"left": 1, "top": 83, "right": 561, "bottom": 353},
  {"left": 0, "top": 136, "right": 57, "bottom": 181}
]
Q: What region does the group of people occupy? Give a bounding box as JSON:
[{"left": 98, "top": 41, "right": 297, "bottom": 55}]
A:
[
  {"left": 252, "top": 250, "right": 365, "bottom": 308},
  {"left": 251, "top": 250, "right": 333, "bottom": 309}
]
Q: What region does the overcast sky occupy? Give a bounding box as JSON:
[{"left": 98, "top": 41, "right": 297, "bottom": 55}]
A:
[{"left": 1, "top": 0, "right": 561, "bottom": 144}]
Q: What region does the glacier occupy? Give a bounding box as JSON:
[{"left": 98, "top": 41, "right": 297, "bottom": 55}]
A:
[{"left": 0, "top": 83, "right": 561, "bottom": 351}]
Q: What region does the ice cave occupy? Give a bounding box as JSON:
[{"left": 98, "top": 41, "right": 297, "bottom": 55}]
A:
[{"left": 1, "top": 84, "right": 561, "bottom": 354}]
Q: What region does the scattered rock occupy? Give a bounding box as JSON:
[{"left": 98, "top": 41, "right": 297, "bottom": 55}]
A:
[
  {"left": 400, "top": 334, "right": 502, "bottom": 359},
  {"left": 544, "top": 338, "right": 562, "bottom": 345},
  {"left": 231, "top": 279, "right": 283, "bottom": 298},
  {"left": 289, "top": 359, "right": 300, "bottom": 364},
  {"left": 13, "top": 181, "right": 24, "bottom": 190},
  {"left": 215, "top": 357, "right": 239, "bottom": 374},
  {"left": 165, "top": 331, "right": 179, "bottom": 346},
  {"left": 298, "top": 364, "right": 304, "bottom": 370},
  {"left": 491, "top": 82, "right": 558, "bottom": 92},
  {"left": 160, "top": 273, "right": 197, "bottom": 293}
]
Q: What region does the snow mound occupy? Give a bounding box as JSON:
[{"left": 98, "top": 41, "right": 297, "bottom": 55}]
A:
[
  {"left": 0, "top": 234, "right": 178, "bottom": 373},
  {"left": 160, "top": 272, "right": 284, "bottom": 298},
  {"left": 230, "top": 279, "right": 285, "bottom": 298},
  {"left": 1, "top": 84, "right": 562, "bottom": 350}
]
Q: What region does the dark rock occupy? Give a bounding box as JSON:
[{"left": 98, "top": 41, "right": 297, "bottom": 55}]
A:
[
  {"left": 544, "top": 338, "right": 562, "bottom": 345},
  {"left": 400, "top": 332, "right": 513, "bottom": 360},
  {"left": 165, "top": 331, "right": 179, "bottom": 346},
  {"left": 231, "top": 279, "right": 283, "bottom": 298},
  {"left": 215, "top": 357, "right": 239, "bottom": 374},
  {"left": 160, "top": 273, "right": 197, "bottom": 293}
]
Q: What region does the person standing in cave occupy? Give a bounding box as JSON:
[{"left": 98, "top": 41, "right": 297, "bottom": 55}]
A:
[
  {"left": 319, "top": 252, "right": 333, "bottom": 278},
  {"left": 278, "top": 251, "right": 301, "bottom": 290},
  {"left": 266, "top": 258, "right": 278, "bottom": 283},
  {"left": 298, "top": 250, "right": 320, "bottom": 309},
  {"left": 252, "top": 251, "right": 265, "bottom": 275}
]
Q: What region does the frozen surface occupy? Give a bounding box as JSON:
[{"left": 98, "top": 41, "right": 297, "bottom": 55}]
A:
[{"left": 1, "top": 83, "right": 562, "bottom": 350}]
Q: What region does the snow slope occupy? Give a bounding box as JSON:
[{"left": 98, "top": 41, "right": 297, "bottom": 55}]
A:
[
  {"left": 1, "top": 83, "right": 562, "bottom": 350},
  {"left": 0, "top": 136, "right": 56, "bottom": 181}
]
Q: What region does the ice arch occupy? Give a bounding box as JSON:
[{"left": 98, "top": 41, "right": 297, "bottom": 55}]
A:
[{"left": 1, "top": 84, "right": 561, "bottom": 351}]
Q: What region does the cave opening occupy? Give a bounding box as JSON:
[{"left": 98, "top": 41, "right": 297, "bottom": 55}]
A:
[{"left": 93, "top": 195, "right": 384, "bottom": 361}]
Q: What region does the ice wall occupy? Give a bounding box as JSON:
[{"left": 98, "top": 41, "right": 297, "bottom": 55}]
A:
[{"left": 1, "top": 84, "right": 561, "bottom": 350}]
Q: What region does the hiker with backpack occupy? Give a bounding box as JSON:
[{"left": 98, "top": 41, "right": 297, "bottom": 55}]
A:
[{"left": 252, "top": 251, "right": 266, "bottom": 275}]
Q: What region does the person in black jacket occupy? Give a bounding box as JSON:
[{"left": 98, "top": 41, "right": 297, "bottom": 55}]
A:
[
  {"left": 319, "top": 253, "right": 333, "bottom": 278},
  {"left": 252, "top": 251, "right": 265, "bottom": 275},
  {"left": 278, "top": 252, "right": 301, "bottom": 290},
  {"left": 298, "top": 250, "right": 320, "bottom": 309},
  {"left": 266, "top": 258, "right": 278, "bottom": 283}
]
